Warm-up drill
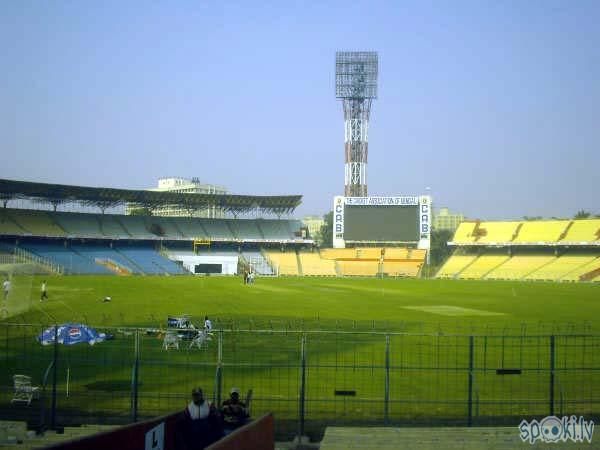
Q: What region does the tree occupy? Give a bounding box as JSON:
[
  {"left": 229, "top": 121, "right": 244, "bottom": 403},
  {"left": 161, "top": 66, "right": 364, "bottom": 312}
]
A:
[
  {"left": 429, "top": 228, "right": 454, "bottom": 267},
  {"left": 574, "top": 210, "right": 591, "bottom": 219},
  {"left": 319, "top": 211, "right": 333, "bottom": 248},
  {"left": 523, "top": 216, "right": 543, "bottom": 221}
]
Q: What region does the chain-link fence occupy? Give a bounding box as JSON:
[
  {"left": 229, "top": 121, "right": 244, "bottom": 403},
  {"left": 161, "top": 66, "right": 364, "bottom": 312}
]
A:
[{"left": 1, "top": 323, "right": 599, "bottom": 440}]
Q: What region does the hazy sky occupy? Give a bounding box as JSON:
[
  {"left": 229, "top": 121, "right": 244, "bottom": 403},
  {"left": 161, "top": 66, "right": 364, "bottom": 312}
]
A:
[{"left": 1, "top": 1, "right": 598, "bottom": 220}]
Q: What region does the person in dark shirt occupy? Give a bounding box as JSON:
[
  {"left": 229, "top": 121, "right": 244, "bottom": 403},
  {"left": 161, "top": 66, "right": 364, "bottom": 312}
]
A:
[
  {"left": 221, "top": 387, "right": 249, "bottom": 434},
  {"left": 181, "top": 387, "right": 223, "bottom": 449}
]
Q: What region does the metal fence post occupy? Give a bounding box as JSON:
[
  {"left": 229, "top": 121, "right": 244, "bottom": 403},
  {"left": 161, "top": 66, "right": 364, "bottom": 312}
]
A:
[
  {"left": 298, "top": 334, "right": 307, "bottom": 440},
  {"left": 51, "top": 325, "right": 58, "bottom": 429},
  {"left": 549, "top": 335, "right": 555, "bottom": 416},
  {"left": 131, "top": 329, "right": 140, "bottom": 422},
  {"left": 215, "top": 331, "right": 223, "bottom": 407},
  {"left": 384, "top": 335, "right": 390, "bottom": 425},
  {"left": 467, "top": 335, "right": 474, "bottom": 427}
]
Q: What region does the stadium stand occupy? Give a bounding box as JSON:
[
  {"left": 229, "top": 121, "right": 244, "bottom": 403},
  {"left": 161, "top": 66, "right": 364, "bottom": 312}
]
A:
[
  {"left": 97, "top": 214, "right": 131, "bottom": 238},
  {"left": 264, "top": 250, "right": 299, "bottom": 275},
  {"left": 560, "top": 219, "right": 600, "bottom": 243},
  {"left": 444, "top": 218, "right": 600, "bottom": 282},
  {"left": 0, "top": 209, "right": 26, "bottom": 235},
  {"left": 116, "top": 216, "right": 156, "bottom": 239},
  {"left": 524, "top": 254, "right": 599, "bottom": 281},
  {"left": 173, "top": 217, "right": 208, "bottom": 239},
  {"left": 485, "top": 255, "right": 556, "bottom": 280},
  {"left": 474, "top": 221, "right": 520, "bottom": 243},
  {"left": 20, "top": 242, "right": 112, "bottom": 275},
  {"left": 355, "top": 247, "right": 383, "bottom": 259},
  {"left": 382, "top": 247, "right": 409, "bottom": 259},
  {"left": 338, "top": 260, "right": 379, "bottom": 276},
  {"left": 196, "top": 219, "right": 235, "bottom": 240},
  {"left": 144, "top": 217, "right": 184, "bottom": 239},
  {"left": 458, "top": 254, "right": 510, "bottom": 279},
  {"left": 320, "top": 248, "right": 358, "bottom": 260},
  {"left": 560, "top": 257, "right": 600, "bottom": 282},
  {"left": 70, "top": 243, "right": 140, "bottom": 274},
  {"left": 436, "top": 255, "right": 477, "bottom": 278},
  {"left": 229, "top": 220, "right": 264, "bottom": 240},
  {"left": 115, "top": 245, "right": 186, "bottom": 274},
  {"left": 8, "top": 209, "right": 67, "bottom": 237},
  {"left": 450, "top": 221, "right": 477, "bottom": 244},
  {"left": 242, "top": 251, "right": 274, "bottom": 275},
  {"left": 512, "top": 220, "right": 569, "bottom": 243},
  {"left": 299, "top": 252, "right": 337, "bottom": 276},
  {"left": 381, "top": 260, "right": 422, "bottom": 277},
  {"left": 0, "top": 208, "right": 305, "bottom": 242}
]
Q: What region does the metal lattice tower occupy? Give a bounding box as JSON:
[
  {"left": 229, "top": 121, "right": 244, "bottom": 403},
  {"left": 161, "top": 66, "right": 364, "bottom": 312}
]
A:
[{"left": 336, "top": 51, "right": 378, "bottom": 197}]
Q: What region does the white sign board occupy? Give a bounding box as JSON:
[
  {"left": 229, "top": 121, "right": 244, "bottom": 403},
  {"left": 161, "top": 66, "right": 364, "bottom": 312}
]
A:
[{"left": 145, "top": 422, "right": 164, "bottom": 450}]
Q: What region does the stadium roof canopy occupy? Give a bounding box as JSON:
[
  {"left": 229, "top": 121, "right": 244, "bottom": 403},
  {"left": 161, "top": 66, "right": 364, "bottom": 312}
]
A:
[{"left": 0, "top": 179, "right": 302, "bottom": 215}]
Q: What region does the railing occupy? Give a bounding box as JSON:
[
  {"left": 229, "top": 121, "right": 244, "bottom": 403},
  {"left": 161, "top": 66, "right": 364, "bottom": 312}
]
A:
[
  {"left": 0, "top": 245, "right": 63, "bottom": 274},
  {"left": 1, "top": 323, "right": 599, "bottom": 441}
]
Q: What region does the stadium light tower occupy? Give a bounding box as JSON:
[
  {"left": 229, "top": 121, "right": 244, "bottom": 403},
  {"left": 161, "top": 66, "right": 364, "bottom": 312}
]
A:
[{"left": 336, "top": 51, "right": 378, "bottom": 197}]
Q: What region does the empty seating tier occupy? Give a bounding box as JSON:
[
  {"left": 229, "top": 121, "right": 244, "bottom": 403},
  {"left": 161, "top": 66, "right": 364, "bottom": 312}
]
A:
[
  {"left": 451, "top": 222, "right": 477, "bottom": 244},
  {"left": 9, "top": 209, "right": 66, "bottom": 237},
  {"left": 338, "top": 261, "right": 379, "bottom": 276},
  {"left": 560, "top": 220, "right": 600, "bottom": 243},
  {"left": 485, "top": 255, "right": 556, "bottom": 280},
  {"left": 264, "top": 251, "right": 299, "bottom": 275},
  {"left": 299, "top": 252, "right": 337, "bottom": 276},
  {"left": 458, "top": 255, "right": 509, "bottom": 279},
  {"left": 382, "top": 261, "right": 422, "bottom": 277},
  {"left": 513, "top": 221, "right": 569, "bottom": 243},
  {"left": 525, "top": 255, "right": 599, "bottom": 281},
  {"left": 474, "top": 222, "right": 520, "bottom": 243},
  {"left": 560, "top": 257, "right": 600, "bottom": 282},
  {"left": 0, "top": 208, "right": 305, "bottom": 242},
  {"left": 436, "top": 255, "right": 477, "bottom": 278}
]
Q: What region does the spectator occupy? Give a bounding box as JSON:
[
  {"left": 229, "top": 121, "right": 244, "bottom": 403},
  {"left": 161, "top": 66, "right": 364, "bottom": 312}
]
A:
[
  {"left": 181, "top": 388, "right": 222, "bottom": 449},
  {"left": 221, "top": 387, "right": 249, "bottom": 434}
]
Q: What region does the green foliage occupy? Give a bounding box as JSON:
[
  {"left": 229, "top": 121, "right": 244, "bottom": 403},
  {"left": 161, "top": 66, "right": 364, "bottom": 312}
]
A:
[
  {"left": 574, "top": 210, "right": 592, "bottom": 219},
  {"left": 429, "top": 228, "right": 454, "bottom": 266},
  {"left": 319, "top": 211, "right": 333, "bottom": 248},
  {"left": 523, "top": 216, "right": 543, "bottom": 221}
]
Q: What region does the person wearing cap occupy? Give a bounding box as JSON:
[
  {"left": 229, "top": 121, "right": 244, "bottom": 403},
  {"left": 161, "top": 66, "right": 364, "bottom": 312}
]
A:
[
  {"left": 221, "top": 387, "right": 249, "bottom": 434},
  {"left": 181, "top": 387, "right": 222, "bottom": 449}
]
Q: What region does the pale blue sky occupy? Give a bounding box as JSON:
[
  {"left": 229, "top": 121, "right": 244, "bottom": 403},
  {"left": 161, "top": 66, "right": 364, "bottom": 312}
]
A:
[{"left": 1, "top": 1, "right": 598, "bottom": 219}]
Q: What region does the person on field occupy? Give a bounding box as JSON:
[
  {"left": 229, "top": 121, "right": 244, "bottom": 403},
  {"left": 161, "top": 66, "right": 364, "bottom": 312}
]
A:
[
  {"left": 221, "top": 387, "right": 249, "bottom": 434},
  {"left": 204, "top": 316, "right": 212, "bottom": 333},
  {"left": 3, "top": 278, "right": 10, "bottom": 301},
  {"left": 181, "top": 387, "right": 222, "bottom": 449},
  {"left": 40, "top": 280, "right": 48, "bottom": 302}
]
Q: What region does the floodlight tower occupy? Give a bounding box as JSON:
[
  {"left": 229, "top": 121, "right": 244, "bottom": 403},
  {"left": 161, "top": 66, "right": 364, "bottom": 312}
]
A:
[{"left": 336, "top": 51, "right": 378, "bottom": 197}]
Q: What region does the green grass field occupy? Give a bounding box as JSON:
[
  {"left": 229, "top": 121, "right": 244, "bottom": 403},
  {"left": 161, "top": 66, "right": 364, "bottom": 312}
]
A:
[{"left": 1, "top": 275, "right": 599, "bottom": 438}]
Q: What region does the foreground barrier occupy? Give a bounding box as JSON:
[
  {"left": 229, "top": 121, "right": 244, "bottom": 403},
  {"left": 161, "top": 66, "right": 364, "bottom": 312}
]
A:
[
  {"left": 207, "top": 414, "right": 274, "bottom": 450},
  {"left": 42, "top": 413, "right": 274, "bottom": 450}
]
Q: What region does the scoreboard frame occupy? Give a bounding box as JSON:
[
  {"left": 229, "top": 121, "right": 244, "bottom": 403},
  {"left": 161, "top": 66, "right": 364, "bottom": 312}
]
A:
[{"left": 332, "top": 195, "right": 431, "bottom": 249}]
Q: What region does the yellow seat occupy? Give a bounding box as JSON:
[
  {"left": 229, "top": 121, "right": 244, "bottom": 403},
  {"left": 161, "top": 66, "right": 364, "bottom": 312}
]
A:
[
  {"left": 513, "top": 221, "right": 569, "bottom": 243},
  {"left": 485, "top": 255, "right": 556, "bottom": 280},
  {"left": 436, "top": 255, "right": 477, "bottom": 278},
  {"left": 459, "top": 255, "right": 510, "bottom": 279},
  {"left": 525, "top": 255, "right": 598, "bottom": 281},
  {"left": 560, "top": 220, "right": 600, "bottom": 243},
  {"left": 475, "top": 222, "right": 520, "bottom": 243},
  {"left": 299, "top": 253, "right": 337, "bottom": 276},
  {"left": 264, "top": 251, "right": 298, "bottom": 275}
]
